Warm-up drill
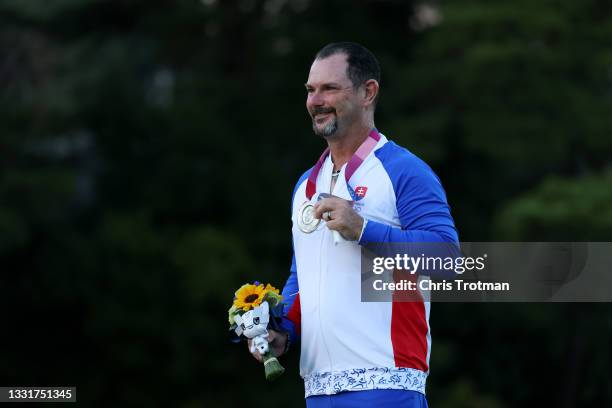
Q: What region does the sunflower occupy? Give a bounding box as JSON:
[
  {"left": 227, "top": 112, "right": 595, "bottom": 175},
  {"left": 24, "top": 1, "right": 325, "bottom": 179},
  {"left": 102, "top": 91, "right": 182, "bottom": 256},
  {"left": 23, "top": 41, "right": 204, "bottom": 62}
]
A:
[{"left": 234, "top": 283, "right": 266, "bottom": 311}]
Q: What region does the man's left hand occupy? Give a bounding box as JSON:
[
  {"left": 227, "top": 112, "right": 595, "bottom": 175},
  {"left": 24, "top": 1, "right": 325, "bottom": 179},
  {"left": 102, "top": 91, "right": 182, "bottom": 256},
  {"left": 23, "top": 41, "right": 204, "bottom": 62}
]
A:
[{"left": 313, "top": 196, "right": 364, "bottom": 241}]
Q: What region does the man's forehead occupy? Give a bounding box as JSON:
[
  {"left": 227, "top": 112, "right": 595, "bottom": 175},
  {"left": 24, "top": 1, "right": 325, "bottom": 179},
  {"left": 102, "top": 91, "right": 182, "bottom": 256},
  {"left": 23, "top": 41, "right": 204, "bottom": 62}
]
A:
[{"left": 307, "top": 53, "right": 350, "bottom": 85}]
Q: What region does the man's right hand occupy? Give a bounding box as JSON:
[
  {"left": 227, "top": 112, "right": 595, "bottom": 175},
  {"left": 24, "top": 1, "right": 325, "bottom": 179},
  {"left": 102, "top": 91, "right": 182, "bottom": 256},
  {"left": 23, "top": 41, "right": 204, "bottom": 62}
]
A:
[{"left": 248, "top": 329, "right": 288, "bottom": 363}]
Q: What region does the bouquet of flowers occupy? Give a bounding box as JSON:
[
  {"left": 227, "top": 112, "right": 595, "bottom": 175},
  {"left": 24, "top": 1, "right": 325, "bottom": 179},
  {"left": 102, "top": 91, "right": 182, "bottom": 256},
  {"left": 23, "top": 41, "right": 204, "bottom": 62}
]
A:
[{"left": 228, "top": 282, "right": 286, "bottom": 381}]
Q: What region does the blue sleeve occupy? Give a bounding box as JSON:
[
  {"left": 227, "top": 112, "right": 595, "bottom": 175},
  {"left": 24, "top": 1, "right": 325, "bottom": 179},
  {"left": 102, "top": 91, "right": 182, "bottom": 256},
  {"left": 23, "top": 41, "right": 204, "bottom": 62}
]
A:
[
  {"left": 279, "top": 168, "right": 311, "bottom": 345},
  {"left": 279, "top": 254, "right": 299, "bottom": 345},
  {"left": 359, "top": 142, "right": 459, "bottom": 245}
]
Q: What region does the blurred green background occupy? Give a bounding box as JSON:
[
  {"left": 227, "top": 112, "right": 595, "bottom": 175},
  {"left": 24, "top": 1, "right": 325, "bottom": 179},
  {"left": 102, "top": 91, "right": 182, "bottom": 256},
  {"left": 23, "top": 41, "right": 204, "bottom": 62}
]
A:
[{"left": 1, "top": 0, "right": 611, "bottom": 406}]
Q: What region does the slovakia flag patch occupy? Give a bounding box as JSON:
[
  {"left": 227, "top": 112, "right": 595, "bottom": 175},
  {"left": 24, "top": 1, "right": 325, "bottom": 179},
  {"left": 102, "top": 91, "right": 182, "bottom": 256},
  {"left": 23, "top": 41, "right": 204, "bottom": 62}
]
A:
[{"left": 354, "top": 186, "right": 368, "bottom": 199}]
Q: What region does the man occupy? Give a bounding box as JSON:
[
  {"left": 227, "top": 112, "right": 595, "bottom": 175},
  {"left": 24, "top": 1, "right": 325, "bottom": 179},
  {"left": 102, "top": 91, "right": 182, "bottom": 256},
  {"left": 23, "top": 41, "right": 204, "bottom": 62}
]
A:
[{"left": 250, "top": 42, "right": 458, "bottom": 407}]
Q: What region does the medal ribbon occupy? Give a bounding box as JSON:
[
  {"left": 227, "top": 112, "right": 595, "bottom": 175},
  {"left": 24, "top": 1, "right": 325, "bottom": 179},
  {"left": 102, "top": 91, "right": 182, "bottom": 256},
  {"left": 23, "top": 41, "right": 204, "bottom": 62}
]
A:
[{"left": 305, "top": 128, "right": 381, "bottom": 199}]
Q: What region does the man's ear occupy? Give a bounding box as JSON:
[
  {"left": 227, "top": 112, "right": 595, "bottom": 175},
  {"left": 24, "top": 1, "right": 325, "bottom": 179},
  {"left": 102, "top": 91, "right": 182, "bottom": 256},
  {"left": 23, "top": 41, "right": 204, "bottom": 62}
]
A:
[{"left": 362, "top": 79, "right": 379, "bottom": 107}]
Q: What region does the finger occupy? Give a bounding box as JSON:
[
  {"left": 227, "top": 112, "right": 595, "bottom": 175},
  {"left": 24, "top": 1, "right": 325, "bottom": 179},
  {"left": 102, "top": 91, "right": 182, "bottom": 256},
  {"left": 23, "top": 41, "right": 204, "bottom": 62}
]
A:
[
  {"left": 326, "top": 217, "right": 351, "bottom": 233},
  {"left": 326, "top": 221, "right": 349, "bottom": 242},
  {"left": 313, "top": 198, "right": 339, "bottom": 218},
  {"left": 323, "top": 210, "right": 334, "bottom": 222},
  {"left": 314, "top": 196, "right": 344, "bottom": 208},
  {"left": 248, "top": 339, "right": 263, "bottom": 362},
  {"left": 323, "top": 196, "right": 353, "bottom": 209},
  {"left": 326, "top": 216, "right": 361, "bottom": 241},
  {"left": 326, "top": 218, "right": 342, "bottom": 231},
  {"left": 268, "top": 330, "right": 283, "bottom": 345},
  {"left": 253, "top": 350, "right": 263, "bottom": 363},
  {"left": 249, "top": 345, "right": 261, "bottom": 361}
]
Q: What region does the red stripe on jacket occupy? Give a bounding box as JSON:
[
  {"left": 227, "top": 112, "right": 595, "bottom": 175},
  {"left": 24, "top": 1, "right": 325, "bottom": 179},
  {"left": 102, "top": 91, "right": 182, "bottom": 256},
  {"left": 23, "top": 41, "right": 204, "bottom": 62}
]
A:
[
  {"left": 287, "top": 293, "right": 301, "bottom": 335},
  {"left": 391, "top": 270, "right": 429, "bottom": 371}
]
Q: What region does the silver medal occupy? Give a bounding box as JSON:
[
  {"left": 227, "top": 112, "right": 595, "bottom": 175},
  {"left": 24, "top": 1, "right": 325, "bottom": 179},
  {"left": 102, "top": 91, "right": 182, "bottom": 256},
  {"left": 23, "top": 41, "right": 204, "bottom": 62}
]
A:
[{"left": 297, "top": 202, "right": 320, "bottom": 233}]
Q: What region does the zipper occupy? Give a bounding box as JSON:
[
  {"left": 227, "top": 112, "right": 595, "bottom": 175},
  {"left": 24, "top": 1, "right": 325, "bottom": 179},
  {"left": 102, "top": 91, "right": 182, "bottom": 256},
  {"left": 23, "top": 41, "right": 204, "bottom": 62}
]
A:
[{"left": 316, "top": 166, "right": 335, "bottom": 377}]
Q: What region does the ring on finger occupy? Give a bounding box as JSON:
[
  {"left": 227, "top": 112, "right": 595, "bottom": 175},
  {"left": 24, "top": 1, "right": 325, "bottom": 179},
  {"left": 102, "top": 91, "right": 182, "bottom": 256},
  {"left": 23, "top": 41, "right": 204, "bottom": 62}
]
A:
[{"left": 323, "top": 211, "right": 332, "bottom": 221}]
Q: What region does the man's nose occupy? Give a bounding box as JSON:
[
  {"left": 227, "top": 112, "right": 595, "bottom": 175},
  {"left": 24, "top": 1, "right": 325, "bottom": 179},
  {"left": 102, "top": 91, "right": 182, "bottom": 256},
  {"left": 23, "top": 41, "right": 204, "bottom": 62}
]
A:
[{"left": 307, "top": 90, "right": 325, "bottom": 108}]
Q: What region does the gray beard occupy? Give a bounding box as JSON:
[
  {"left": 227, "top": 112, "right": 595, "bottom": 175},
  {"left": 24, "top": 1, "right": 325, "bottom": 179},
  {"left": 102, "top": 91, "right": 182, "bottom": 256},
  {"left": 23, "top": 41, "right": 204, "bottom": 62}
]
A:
[{"left": 312, "top": 117, "right": 338, "bottom": 138}]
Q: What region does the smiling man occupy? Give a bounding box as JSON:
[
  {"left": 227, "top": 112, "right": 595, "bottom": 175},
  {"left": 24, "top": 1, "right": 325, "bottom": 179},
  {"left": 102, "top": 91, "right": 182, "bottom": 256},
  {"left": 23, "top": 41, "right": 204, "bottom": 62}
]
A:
[{"left": 249, "top": 42, "right": 458, "bottom": 408}]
